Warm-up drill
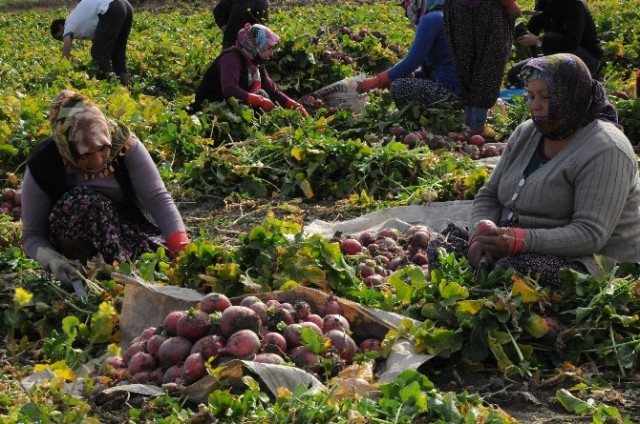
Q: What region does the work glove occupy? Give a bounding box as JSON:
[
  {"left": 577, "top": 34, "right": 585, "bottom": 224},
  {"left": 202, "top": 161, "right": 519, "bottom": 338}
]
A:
[
  {"left": 167, "top": 231, "right": 191, "bottom": 257},
  {"left": 35, "top": 246, "right": 79, "bottom": 287},
  {"left": 247, "top": 93, "right": 275, "bottom": 111},
  {"left": 357, "top": 71, "right": 391, "bottom": 93},
  {"left": 285, "top": 98, "right": 310, "bottom": 117},
  {"left": 475, "top": 227, "right": 526, "bottom": 264}
]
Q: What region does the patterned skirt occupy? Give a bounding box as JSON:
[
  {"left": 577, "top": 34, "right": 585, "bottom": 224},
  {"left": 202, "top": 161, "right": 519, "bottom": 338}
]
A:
[
  {"left": 428, "top": 223, "right": 587, "bottom": 286},
  {"left": 390, "top": 78, "right": 460, "bottom": 108},
  {"left": 49, "top": 186, "right": 161, "bottom": 263}
]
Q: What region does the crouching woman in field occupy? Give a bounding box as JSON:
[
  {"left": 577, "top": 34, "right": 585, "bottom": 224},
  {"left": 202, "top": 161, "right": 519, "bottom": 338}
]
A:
[
  {"left": 21, "top": 90, "right": 190, "bottom": 288},
  {"left": 188, "top": 23, "right": 308, "bottom": 116},
  {"left": 466, "top": 53, "right": 640, "bottom": 286}
]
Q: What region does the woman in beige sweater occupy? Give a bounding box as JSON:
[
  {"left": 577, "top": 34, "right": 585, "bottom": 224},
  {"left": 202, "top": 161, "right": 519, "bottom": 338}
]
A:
[{"left": 467, "top": 53, "right": 640, "bottom": 285}]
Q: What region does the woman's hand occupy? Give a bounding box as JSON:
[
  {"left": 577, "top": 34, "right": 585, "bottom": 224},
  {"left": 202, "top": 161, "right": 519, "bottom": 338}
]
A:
[
  {"left": 475, "top": 227, "right": 526, "bottom": 263},
  {"left": 35, "top": 246, "right": 79, "bottom": 287},
  {"left": 516, "top": 32, "right": 539, "bottom": 47}
]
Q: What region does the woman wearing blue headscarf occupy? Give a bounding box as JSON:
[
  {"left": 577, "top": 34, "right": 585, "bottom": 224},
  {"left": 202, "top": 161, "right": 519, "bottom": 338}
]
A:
[{"left": 357, "top": 0, "right": 462, "bottom": 108}]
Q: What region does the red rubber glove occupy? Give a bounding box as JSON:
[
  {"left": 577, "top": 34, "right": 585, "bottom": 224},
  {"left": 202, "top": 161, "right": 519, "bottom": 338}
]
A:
[
  {"left": 167, "top": 231, "right": 190, "bottom": 255},
  {"left": 285, "top": 98, "right": 310, "bottom": 117},
  {"left": 357, "top": 71, "right": 391, "bottom": 93},
  {"left": 475, "top": 227, "right": 525, "bottom": 263},
  {"left": 247, "top": 93, "right": 275, "bottom": 111}
]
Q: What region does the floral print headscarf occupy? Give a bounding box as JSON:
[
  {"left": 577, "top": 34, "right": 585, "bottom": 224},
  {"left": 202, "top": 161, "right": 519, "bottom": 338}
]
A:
[
  {"left": 234, "top": 23, "right": 280, "bottom": 64},
  {"left": 519, "top": 53, "right": 618, "bottom": 140},
  {"left": 49, "top": 90, "right": 132, "bottom": 178}
]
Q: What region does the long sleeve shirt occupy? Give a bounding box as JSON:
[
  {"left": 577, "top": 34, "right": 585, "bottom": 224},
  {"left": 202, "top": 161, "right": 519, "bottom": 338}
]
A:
[
  {"left": 218, "top": 51, "right": 291, "bottom": 106},
  {"left": 471, "top": 119, "right": 640, "bottom": 275},
  {"left": 21, "top": 137, "right": 185, "bottom": 259},
  {"left": 387, "top": 11, "right": 461, "bottom": 93}
]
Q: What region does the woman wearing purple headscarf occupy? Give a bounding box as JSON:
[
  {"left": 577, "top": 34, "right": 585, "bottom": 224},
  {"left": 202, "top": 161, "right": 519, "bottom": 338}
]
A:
[
  {"left": 466, "top": 53, "right": 640, "bottom": 286},
  {"left": 189, "top": 23, "right": 308, "bottom": 116}
]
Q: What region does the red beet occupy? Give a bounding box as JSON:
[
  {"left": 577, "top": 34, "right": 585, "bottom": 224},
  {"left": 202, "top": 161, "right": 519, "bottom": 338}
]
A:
[
  {"left": 224, "top": 329, "right": 261, "bottom": 358},
  {"left": 254, "top": 353, "right": 285, "bottom": 365},
  {"left": 475, "top": 219, "right": 498, "bottom": 237},
  {"left": 122, "top": 341, "right": 147, "bottom": 366},
  {"left": 283, "top": 323, "right": 304, "bottom": 348},
  {"left": 191, "top": 334, "right": 225, "bottom": 360},
  {"left": 322, "top": 314, "right": 350, "bottom": 333},
  {"left": 322, "top": 296, "right": 344, "bottom": 316},
  {"left": 250, "top": 301, "right": 269, "bottom": 323},
  {"left": 265, "top": 299, "right": 282, "bottom": 309},
  {"left": 2, "top": 188, "right": 15, "bottom": 201},
  {"left": 363, "top": 274, "right": 384, "bottom": 287},
  {"left": 139, "top": 326, "right": 157, "bottom": 341},
  {"left": 177, "top": 309, "right": 212, "bottom": 341},
  {"left": 340, "top": 238, "right": 363, "bottom": 255},
  {"left": 200, "top": 292, "right": 232, "bottom": 314},
  {"left": 305, "top": 314, "right": 323, "bottom": 329},
  {"left": 357, "top": 231, "right": 377, "bottom": 246},
  {"left": 162, "top": 364, "right": 185, "bottom": 385},
  {"left": 377, "top": 228, "right": 399, "bottom": 241},
  {"left": 325, "top": 330, "right": 357, "bottom": 363},
  {"left": 219, "top": 305, "right": 261, "bottom": 337},
  {"left": 410, "top": 231, "right": 432, "bottom": 249},
  {"left": 359, "top": 338, "right": 382, "bottom": 353},
  {"left": 162, "top": 310, "right": 186, "bottom": 337},
  {"left": 240, "top": 295, "right": 261, "bottom": 307},
  {"left": 146, "top": 334, "right": 168, "bottom": 357},
  {"left": 128, "top": 351, "right": 157, "bottom": 375},
  {"left": 183, "top": 353, "right": 206, "bottom": 383},
  {"left": 267, "top": 306, "right": 294, "bottom": 330},
  {"left": 157, "top": 336, "right": 192, "bottom": 369},
  {"left": 288, "top": 346, "right": 319, "bottom": 371},
  {"left": 293, "top": 299, "right": 311, "bottom": 321},
  {"left": 469, "top": 134, "right": 485, "bottom": 147},
  {"left": 262, "top": 332, "right": 287, "bottom": 356},
  {"left": 357, "top": 263, "right": 375, "bottom": 279}
]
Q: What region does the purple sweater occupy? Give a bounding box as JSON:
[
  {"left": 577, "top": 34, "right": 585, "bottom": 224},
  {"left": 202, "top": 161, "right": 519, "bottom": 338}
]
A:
[
  {"left": 21, "top": 137, "right": 186, "bottom": 259},
  {"left": 218, "top": 51, "right": 291, "bottom": 106}
]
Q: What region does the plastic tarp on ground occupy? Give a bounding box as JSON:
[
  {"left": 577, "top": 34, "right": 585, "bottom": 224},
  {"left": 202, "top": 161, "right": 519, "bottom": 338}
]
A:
[{"left": 304, "top": 200, "right": 474, "bottom": 239}]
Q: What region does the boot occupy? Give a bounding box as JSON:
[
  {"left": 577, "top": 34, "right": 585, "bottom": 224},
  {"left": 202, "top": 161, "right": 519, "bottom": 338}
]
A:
[{"left": 118, "top": 72, "right": 130, "bottom": 87}]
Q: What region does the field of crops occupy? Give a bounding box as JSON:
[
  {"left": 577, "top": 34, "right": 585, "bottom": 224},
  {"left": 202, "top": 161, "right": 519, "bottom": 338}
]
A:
[{"left": 1, "top": 0, "right": 640, "bottom": 422}]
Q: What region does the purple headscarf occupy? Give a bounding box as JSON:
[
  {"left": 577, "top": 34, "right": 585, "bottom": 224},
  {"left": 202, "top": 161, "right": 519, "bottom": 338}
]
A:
[{"left": 519, "top": 53, "right": 618, "bottom": 141}]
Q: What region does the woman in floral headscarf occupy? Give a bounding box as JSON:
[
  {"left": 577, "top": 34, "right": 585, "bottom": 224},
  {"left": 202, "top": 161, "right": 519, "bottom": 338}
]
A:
[
  {"left": 465, "top": 53, "right": 640, "bottom": 285},
  {"left": 22, "top": 90, "right": 190, "bottom": 288},
  {"left": 357, "top": 0, "right": 462, "bottom": 108},
  {"left": 189, "top": 23, "right": 308, "bottom": 116}
]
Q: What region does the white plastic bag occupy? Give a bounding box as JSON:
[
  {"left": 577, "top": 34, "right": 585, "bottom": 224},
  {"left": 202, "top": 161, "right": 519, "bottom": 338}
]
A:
[{"left": 312, "top": 73, "right": 369, "bottom": 112}]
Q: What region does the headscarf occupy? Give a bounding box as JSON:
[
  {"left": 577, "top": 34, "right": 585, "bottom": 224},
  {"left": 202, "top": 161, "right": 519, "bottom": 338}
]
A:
[
  {"left": 49, "top": 90, "right": 132, "bottom": 179},
  {"left": 399, "top": 0, "right": 443, "bottom": 26},
  {"left": 235, "top": 23, "right": 280, "bottom": 65},
  {"left": 519, "top": 53, "right": 618, "bottom": 141}
]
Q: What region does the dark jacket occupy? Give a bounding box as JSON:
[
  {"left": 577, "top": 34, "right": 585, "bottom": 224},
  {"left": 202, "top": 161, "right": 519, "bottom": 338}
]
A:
[
  {"left": 213, "top": 0, "right": 268, "bottom": 49},
  {"left": 27, "top": 137, "right": 148, "bottom": 224},
  {"left": 527, "top": 0, "right": 603, "bottom": 60}
]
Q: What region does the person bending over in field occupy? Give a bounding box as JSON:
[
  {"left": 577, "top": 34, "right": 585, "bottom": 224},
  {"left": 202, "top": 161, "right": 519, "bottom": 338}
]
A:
[
  {"left": 466, "top": 53, "right": 640, "bottom": 286},
  {"left": 188, "top": 23, "right": 308, "bottom": 116},
  {"left": 21, "top": 90, "right": 190, "bottom": 288},
  {"left": 50, "top": 0, "right": 134, "bottom": 86},
  {"left": 213, "top": 0, "right": 269, "bottom": 49},
  {"left": 357, "top": 0, "right": 461, "bottom": 109}
]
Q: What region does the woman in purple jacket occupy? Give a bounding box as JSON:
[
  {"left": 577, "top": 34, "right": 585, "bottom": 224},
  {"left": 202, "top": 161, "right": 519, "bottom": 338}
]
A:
[
  {"left": 189, "top": 24, "right": 308, "bottom": 116},
  {"left": 21, "top": 90, "right": 190, "bottom": 288},
  {"left": 357, "top": 0, "right": 462, "bottom": 108}
]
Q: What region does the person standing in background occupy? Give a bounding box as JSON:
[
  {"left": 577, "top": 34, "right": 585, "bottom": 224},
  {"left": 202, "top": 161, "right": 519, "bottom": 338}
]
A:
[
  {"left": 50, "top": 0, "right": 134, "bottom": 87},
  {"left": 213, "top": 0, "right": 269, "bottom": 49},
  {"left": 443, "top": 0, "right": 521, "bottom": 140}
]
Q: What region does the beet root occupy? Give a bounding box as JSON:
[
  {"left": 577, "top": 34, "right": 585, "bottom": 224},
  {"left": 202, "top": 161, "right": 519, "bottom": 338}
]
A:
[
  {"left": 157, "top": 336, "right": 192, "bottom": 369},
  {"left": 254, "top": 353, "right": 285, "bottom": 365},
  {"left": 183, "top": 353, "right": 206, "bottom": 383},
  {"left": 219, "top": 305, "right": 261, "bottom": 337},
  {"left": 128, "top": 351, "right": 157, "bottom": 375},
  {"left": 322, "top": 314, "right": 350, "bottom": 333},
  {"left": 191, "top": 334, "right": 225, "bottom": 360},
  {"left": 162, "top": 310, "right": 186, "bottom": 337},
  {"left": 200, "top": 292, "right": 232, "bottom": 314},
  {"left": 261, "top": 332, "right": 287, "bottom": 356},
  {"left": 177, "top": 309, "right": 212, "bottom": 341},
  {"left": 288, "top": 346, "right": 319, "bottom": 372},
  {"left": 224, "top": 329, "right": 261, "bottom": 358},
  {"left": 325, "top": 330, "right": 357, "bottom": 364}
]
